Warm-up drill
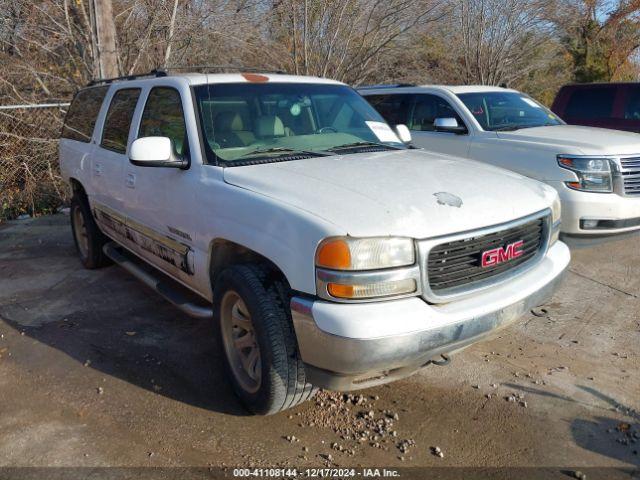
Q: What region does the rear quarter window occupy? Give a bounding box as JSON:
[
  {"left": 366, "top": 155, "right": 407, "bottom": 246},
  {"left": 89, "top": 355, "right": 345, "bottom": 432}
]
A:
[
  {"left": 564, "top": 87, "right": 616, "bottom": 119},
  {"left": 61, "top": 86, "right": 109, "bottom": 142}
]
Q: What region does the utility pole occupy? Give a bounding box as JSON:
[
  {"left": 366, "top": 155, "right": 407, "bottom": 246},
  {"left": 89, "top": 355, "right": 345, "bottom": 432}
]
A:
[{"left": 91, "top": 0, "right": 118, "bottom": 79}]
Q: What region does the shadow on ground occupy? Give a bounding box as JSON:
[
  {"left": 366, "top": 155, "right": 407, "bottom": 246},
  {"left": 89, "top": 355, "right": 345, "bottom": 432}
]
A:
[
  {"left": 503, "top": 382, "right": 640, "bottom": 467},
  {"left": 0, "top": 215, "right": 247, "bottom": 416}
]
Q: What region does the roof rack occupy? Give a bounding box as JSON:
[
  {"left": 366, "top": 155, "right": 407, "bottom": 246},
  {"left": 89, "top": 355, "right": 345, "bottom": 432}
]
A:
[
  {"left": 87, "top": 69, "right": 167, "bottom": 86},
  {"left": 357, "top": 83, "right": 416, "bottom": 89},
  {"left": 86, "top": 65, "right": 290, "bottom": 87},
  {"left": 164, "top": 64, "right": 287, "bottom": 75}
]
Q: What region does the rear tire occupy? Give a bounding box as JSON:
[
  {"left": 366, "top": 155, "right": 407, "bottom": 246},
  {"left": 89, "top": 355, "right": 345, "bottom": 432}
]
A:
[
  {"left": 212, "top": 264, "right": 317, "bottom": 415},
  {"left": 70, "top": 194, "right": 110, "bottom": 269}
]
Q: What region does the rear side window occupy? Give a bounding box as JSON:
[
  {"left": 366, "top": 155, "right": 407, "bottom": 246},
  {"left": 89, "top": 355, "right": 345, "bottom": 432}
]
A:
[
  {"left": 365, "top": 94, "right": 411, "bottom": 126},
  {"left": 138, "top": 87, "right": 188, "bottom": 156},
  {"left": 101, "top": 88, "right": 141, "bottom": 153},
  {"left": 624, "top": 86, "right": 640, "bottom": 120},
  {"left": 61, "top": 86, "right": 109, "bottom": 142},
  {"left": 565, "top": 87, "right": 615, "bottom": 119}
]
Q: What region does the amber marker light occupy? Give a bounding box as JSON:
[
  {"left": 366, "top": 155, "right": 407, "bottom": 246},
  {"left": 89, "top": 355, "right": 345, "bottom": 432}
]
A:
[{"left": 316, "top": 239, "right": 351, "bottom": 270}]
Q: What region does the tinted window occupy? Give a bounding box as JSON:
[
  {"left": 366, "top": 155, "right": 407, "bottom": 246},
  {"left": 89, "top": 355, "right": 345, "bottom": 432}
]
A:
[
  {"left": 365, "top": 94, "right": 411, "bottom": 126},
  {"left": 138, "top": 88, "right": 188, "bottom": 156},
  {"left": 409, "top": 94, "right": 463, "bottom": 131},
  {"left": 565, "top": 87, "right": 615, "bottom": 119},
  {"left": 101, "top": 88, "right": 141, "bottom": 153},
  {"left": 61, "top": 86, "right": 109, "bottom": 142},
  {"left": 624, "top": 86, "right": 640, "bottom": 120}
]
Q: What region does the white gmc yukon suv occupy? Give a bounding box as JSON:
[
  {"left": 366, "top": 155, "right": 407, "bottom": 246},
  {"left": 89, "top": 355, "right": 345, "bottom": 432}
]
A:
[
  {"left": 59, "top": 71, "right": 569, "bottom": 414},
  {"left": 361, "top": 85, "right": 640, "bottom": 245}
]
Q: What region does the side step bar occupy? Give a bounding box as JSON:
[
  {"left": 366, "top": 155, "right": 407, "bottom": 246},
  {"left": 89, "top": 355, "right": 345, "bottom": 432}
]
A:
[{"left": 103, "top": 242, "right": 213, "bottom": 319}]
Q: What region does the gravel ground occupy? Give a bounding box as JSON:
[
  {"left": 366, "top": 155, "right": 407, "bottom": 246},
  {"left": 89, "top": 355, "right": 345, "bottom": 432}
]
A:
[{"left": 0, "top": 214, "right": 638, "bottom": 475}]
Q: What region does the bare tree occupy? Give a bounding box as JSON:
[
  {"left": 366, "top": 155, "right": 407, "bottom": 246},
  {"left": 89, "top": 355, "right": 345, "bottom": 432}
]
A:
[
  {"left": 267, "top": 0, "right": 448, "bottom": 84},
  {"left": 452, "top": 0, "right": 554, "bottom": 85}
]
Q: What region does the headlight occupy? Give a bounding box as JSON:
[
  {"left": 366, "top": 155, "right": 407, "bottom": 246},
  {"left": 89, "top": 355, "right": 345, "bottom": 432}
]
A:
[
  {"left": 558, "top": 156, "right": 612, "bottom": 193},
  {"left": 550, "top": 194, "right": 561, "bottom": 245},
  {"left": 315, "top": 237, "right": 418, "bottom": 301},
  {"left": 316, "top": 237, "right": 415, "bottom": 270}
]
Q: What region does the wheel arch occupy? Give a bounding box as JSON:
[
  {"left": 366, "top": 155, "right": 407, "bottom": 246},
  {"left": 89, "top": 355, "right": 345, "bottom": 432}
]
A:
[
  {"left": 208, "top": 238, "right": 291, "bottom": 295},
  {"left": 69, "top": 177, "right": 87, "bottom": 198}
]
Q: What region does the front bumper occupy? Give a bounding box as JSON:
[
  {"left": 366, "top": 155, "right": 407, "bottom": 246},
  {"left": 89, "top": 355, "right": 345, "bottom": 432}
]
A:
[
  {"left": 291, "top": 241, "right": 570, "bottom": 391},
  {"left": 549, "top": 181, "right": 640, "bottom": 238}
]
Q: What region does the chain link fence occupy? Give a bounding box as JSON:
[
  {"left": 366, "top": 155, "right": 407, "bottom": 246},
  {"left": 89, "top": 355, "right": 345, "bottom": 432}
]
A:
[{"left": 0, "top": 103, "right": 69, "bottom": 222}]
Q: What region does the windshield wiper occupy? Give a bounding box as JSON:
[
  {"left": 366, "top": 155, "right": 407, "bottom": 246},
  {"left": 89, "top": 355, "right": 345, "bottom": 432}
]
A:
[
  {"left": 491, "top": 125, "right": 523, "bottom": 132},
  {"left": 324, "top": 141, "right": 401, "bottom": 153},
  {"left": 240, "top": 147, "right": 327, "bottom": 159},
  {"left": 493, "top": 122, "right": 559, "bottom": 132}
]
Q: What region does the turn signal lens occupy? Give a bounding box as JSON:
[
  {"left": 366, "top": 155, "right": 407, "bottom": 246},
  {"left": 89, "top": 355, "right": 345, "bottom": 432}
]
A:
[
  {"left": 316, "top": 239, "right": 351, "bottom": 270},
  {"left": 316, "top": 237, "right": 415, "bottom": 270},
  {"left": 327, "top": 279, "right": 417, "bottom": 299}
]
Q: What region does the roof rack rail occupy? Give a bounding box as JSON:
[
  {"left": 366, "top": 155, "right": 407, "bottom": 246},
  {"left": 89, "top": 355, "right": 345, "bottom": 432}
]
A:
[
  {"left": 165, "top": 64, "right": 287, "bottom": 75},
  {"left": 357, "top": 83, "right": 415, "bottom": 89},
  {"left": 87, "top": 69, "right": 167, "bottom": 86}
]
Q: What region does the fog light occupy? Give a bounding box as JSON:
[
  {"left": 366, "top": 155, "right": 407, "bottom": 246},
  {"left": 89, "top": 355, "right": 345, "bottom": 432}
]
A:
[
  {"left": 581, "top": 219, "right": 600, "bottom": 230},
  {"left": 327, "top": 278, "right": 417, "bottom": 299}
]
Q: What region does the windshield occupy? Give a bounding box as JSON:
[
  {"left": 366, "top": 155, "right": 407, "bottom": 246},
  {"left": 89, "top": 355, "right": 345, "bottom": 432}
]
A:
[
  {"left": 193, "top": 83, "right": 404, "bottom": 164},
  {"left": 457, "top": 92, "right": 564, "bottom": 132}
]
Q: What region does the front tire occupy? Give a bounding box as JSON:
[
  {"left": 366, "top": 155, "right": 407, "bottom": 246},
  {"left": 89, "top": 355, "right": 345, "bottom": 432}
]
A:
[
  {"left": 213, "top": 264, "right": 316, "bottom": 415},
  {"left": 70, "top": 194, "right": 110, "bottom": 269}
]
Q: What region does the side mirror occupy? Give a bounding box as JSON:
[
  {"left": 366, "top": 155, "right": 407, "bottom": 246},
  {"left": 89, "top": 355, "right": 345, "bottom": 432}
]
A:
[
  {"left": 130, "top": 137, "right": 187, "bottom": 169},
  {"left": 394, "top": 124, "right": 412, "bottom": 143},
  {"left": 434, "top": 117, "right": 466, "bottom": 134}
]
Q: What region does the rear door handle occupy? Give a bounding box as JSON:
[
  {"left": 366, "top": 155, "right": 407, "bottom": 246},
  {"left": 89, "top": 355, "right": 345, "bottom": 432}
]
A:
[{"left": 126, "top": 172, "right": 136, "bottom": 188}]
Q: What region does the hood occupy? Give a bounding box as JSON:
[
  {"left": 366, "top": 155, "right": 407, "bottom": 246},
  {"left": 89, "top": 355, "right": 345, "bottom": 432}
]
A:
[
  {"left": 497, "top": 125, "right": 640, "bottom": 155},
  {"left": 223, "top": 150, "right": 555, "bottom": 239}
]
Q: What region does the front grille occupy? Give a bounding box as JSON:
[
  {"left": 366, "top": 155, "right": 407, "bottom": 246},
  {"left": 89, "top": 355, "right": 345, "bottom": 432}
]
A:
[
  {"left": 620, "top": 157, "right": 640, "bottom": 195},
  {"left": 427, "top": 216, "right": 546, "bottom": 294}
]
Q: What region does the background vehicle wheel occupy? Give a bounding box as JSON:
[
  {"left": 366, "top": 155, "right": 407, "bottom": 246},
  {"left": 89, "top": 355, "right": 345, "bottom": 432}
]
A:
[
  {"left": 213, "top": 264, "right": 317, "bottom": 415},
  {"left": 70, "top": 194, "right": 110, "bottom": 269}
]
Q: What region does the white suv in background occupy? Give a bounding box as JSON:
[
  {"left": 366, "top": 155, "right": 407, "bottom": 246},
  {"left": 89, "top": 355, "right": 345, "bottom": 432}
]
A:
[
  {"left": 59, "top": 71, "right": 569, "bottom": 414},
  {"left": 360, "top": 85, "right": 640, "bottom": 245}
]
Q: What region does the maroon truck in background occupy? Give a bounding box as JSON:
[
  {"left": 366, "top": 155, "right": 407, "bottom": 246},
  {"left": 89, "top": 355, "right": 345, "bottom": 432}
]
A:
[{"left": 551, "top": 83, "right": 640, "bottom": 133}]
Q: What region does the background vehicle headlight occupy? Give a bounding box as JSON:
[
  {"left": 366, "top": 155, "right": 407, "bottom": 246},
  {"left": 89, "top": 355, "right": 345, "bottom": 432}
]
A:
[
  {"left": 315, "top": 237, "right": 418, "bottom": 301},
  {"left": 558, "top": 156, "right": 612, "bottom": 193},
  {"left": 316, "top": 237, "right": 415, "bottom": 270}
]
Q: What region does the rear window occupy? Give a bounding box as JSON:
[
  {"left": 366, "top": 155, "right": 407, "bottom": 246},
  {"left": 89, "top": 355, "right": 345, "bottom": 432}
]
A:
[
  {"left": 100, "top": 88, "right": 141, "bottom": 153},
  {"left": 61, "top": 86, "right": 109, "bottom": 142},
  {"left": 564, "top": 87, "right": 616, "bottom": 119}
]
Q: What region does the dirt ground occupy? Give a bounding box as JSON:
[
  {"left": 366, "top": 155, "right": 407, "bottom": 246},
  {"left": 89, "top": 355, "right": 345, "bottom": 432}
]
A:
[{"left": 0, "top": 214, "right": 638, "bottom": 476}]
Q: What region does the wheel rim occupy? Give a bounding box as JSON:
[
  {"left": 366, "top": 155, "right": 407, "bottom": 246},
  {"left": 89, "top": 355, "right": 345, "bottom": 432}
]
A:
[
  {"left": 72, "top": 206, "right": 89, "bottom": 259},
  {"left": 220, "top": 291, "right": 261, "bottom": 393}
]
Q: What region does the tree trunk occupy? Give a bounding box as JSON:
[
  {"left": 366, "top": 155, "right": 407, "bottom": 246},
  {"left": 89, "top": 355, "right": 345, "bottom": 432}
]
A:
[{"left": 92, "top": 0, "right": 118, "bottom": 78}]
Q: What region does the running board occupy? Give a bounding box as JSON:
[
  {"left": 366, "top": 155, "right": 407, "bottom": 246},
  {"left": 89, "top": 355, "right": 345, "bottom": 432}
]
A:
[{"left": 103, "top": 242, "right": 213, "bottom": 319}]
